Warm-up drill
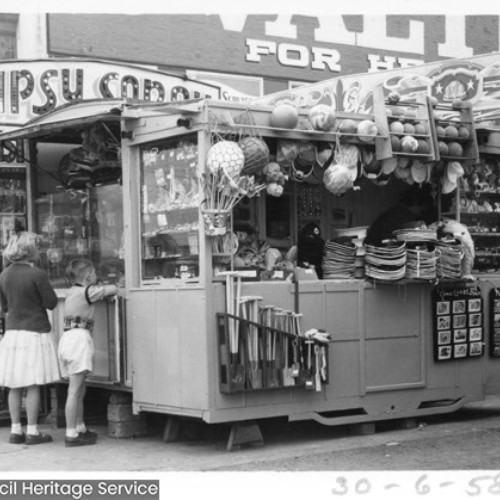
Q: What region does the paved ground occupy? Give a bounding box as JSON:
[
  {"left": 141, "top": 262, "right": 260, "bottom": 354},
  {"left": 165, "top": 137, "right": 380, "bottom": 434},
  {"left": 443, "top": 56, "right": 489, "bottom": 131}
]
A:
[
  {"left": 3, "top": 398, "right": 500, "bottom": 500},
  {"left": 1, "top": 396, "right": 500, "bottom": 473}
]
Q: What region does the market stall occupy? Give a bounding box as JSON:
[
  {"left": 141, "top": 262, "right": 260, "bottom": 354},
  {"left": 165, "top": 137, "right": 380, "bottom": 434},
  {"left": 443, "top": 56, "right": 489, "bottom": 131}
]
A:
[{"left": 1, "top": 79, "right": 500, "bottom": 450}]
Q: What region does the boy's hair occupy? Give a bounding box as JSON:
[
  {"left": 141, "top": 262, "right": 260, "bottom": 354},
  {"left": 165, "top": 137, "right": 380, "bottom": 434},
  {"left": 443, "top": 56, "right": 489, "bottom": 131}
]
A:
[
  {"left": 4, "top": 231, "right": 41, "bottom": 262},
  {"left": 66, "top": 259, "right": 94, "bottom": 284}
]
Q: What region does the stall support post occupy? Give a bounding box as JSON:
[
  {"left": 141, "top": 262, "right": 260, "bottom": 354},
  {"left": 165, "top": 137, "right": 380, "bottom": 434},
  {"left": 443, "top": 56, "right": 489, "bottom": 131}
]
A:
[{"left": 226, "top": 421, "right": 264, "bottom": 452}]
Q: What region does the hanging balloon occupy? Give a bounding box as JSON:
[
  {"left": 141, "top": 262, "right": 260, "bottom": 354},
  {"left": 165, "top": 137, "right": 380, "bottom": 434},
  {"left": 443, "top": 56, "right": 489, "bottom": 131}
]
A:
[{"left": 206, "top": 141, "right": 245, "bottom": 178}]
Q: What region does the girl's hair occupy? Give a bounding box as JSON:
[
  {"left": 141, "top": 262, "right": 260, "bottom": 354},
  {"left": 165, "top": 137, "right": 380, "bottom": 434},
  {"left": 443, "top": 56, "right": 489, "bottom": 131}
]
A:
[
  {"left": 3, "top": 232, "right": 41, "bottom": 262},
  {"left": 66, "top": 259, "right": 94, "bottom": 284}
]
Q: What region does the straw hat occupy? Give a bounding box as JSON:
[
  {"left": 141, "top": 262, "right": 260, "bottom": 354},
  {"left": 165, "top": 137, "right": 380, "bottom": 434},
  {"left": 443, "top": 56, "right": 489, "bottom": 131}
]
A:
[
  {"left": 442, "top": 161, "right": 464, "bottom": 194},
  {"left": 381, "top": 157, "right": 398, "bottom": 175},
  {"left": 411, "top": 161, "right": 428, "bottom": 184}
]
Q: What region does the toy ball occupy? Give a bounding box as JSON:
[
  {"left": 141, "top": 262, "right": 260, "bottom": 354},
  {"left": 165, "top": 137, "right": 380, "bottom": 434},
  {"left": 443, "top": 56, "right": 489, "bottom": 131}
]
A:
[
  {"left": 429, "top": 96, "right": 439, "bottom": 107},
  {"left": 417, "top": 140, "right": 430, "bottom": 154},
  {"left": 435, "top": 125, "right": 446, "bottom": 138},
  {"left": 390, "top": 135, "right": 401, "bottom": 152},
  {"left": 403, "top": 123, "right": 416, "bottom": 135},
  {"left": 389, "top": 121, "right": 405, "bottom": 134},
  {"left": 414, "top": 122, "right": 428, "bottom": 135},
  {"left": 337, "top": 118, "right": 358, "bottom": 134},
  {"left": 206, "top": 140, "right": 244, "bottom": 178},
  {"left": 239, "top": 136, "right": 269, "bottom": 176},
  {"left": 458, "top": 126, "right": 470, "bottom": 139},
  {"left": 308, "top": 104, "right": 337, "bottom": 131},
  {"left": 387, "top": 91, "right": 401, "bottom": 104},
  {"left": 438, "top": 141, "right": 449, "bottom": 155},
  {"left": 270, "top": 103, "right": 299, "bottom": 129},
  {"left": 357, "top": 120, "right": 378, "bottom": 142},
  {"left": 400, "top": 135, "right": 419, "bottom": 153},
  {"left": 445, "top": 125, "right": 459, "bottom": 137},
  {"left": 447, "top": 141, "right": 464, "bottom": 157}
]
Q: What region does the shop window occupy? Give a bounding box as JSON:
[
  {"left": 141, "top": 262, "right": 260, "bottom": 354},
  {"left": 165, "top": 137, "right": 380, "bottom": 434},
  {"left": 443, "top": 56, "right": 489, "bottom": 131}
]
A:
[
  {"left": 33, "top": 143, "right": 124, "bottom": 288},
  {"left": 139, "top": 134, "right": 200, "bottom": 283}
]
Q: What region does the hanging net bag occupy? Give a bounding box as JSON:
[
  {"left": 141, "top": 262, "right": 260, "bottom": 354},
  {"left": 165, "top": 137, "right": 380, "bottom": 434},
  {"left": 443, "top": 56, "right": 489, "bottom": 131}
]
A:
[{"left": 233, "top": 109, "right": 270, "bottom": 178}]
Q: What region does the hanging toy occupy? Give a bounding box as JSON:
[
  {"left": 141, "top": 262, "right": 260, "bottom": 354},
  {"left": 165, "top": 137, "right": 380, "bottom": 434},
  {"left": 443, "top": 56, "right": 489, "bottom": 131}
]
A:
[{"left": 206, "top": 140, "right": 245, "bottom": 179}]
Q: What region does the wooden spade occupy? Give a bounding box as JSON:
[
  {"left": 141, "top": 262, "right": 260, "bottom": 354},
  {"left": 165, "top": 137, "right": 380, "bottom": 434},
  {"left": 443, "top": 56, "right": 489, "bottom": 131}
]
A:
[
  {"left": 304, "top": 340, "right": 315, "bottom": 390},
  {"left": 281, "top": 313, "right": 295, "bottom": 386},
  {"left": 314, "top": 344, "right": 322, "bottom": 392},
  {"left": 262, "top": 306, "right": 280, "bottom": 388},
  {"left": 292, "top": 313, "right": 309, "bottom": 386},
  {"left": 243, "top": 296, "right": 263, "bottom": 389},
  {"left": 282, "top": 335, "right": 296, "bottom": 387},
  {"left": 226, "top": 273, "right": 245, "bottom": 390}
]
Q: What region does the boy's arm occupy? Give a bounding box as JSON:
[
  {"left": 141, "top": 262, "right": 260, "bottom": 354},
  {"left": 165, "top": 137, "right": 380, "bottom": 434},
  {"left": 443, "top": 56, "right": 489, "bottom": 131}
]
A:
[{"left": 86, "top": 284, "right": 118, "bottom": 303}]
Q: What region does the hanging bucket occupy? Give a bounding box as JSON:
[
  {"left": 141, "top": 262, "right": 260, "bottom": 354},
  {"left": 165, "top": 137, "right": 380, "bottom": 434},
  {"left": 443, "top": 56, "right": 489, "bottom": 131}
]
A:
[{"left": 201, "top": 208, "right": 230, "bottom": 236}]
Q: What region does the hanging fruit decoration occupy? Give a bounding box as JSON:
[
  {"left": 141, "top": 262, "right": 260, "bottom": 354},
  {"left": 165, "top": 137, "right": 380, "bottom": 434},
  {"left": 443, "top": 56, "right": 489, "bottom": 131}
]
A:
[
  {"left": 206, "top": 140, "right": 245, "bottom": 179},
  {"left": 308, "top": 104, "right": 337, "bottom": 131},
  {"left": 270, "top": 102, "right": 299, "bottom": 129}
]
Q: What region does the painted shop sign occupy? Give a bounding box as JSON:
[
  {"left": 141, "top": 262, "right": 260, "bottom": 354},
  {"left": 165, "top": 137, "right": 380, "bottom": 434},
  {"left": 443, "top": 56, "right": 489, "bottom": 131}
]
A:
[
  {"left": 0, "top": 59, "right": 222, "bottom": 127},
  {"left": 48, "top": 15, "right": 500, "bottom": 82},
  {"left": 254, "top": 51, "right": 500, "bottom": 127}
]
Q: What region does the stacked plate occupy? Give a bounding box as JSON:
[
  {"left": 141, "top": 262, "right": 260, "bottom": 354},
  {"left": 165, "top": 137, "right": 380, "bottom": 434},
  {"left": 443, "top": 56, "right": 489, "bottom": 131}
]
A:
[
  {"left": 435, "top": 241, "right": 463, "bottom": 279},
  {"left": 405, "top": 244, "right": 437, "bottom": 280},
  {"left": 393, "top": 227, "right": 437, "bottom": 243},
  {"left": 365, "top": 242, "right": 407, "bottom": 281},
  {"left": 322, "top": 239, "right": 357, "bottom": 278}
]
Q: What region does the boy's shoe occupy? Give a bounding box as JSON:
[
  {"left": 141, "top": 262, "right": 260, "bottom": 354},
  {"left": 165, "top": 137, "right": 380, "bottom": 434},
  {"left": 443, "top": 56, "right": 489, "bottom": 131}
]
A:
[
  {"left": 8, "top": 432, "right": 25, "bottom": 444},
  {"left": 26, "top": 433, "right": 52, "bottom": 445},
  {"left": 78, "top": 430, "right": 97, "bottom": 443},
  {"left": 65, "top": 434, "right": 96, "bottom": 447}
]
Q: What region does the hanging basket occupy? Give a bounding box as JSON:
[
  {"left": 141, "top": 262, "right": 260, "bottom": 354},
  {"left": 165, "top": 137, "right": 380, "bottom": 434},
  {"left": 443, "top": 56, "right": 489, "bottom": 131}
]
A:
[{"left": 201, "top": 207, "right": 231, "bottom": 236}]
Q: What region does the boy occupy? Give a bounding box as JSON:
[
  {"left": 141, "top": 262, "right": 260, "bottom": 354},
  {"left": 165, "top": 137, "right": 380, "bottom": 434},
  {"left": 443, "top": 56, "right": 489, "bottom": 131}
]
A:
[{"left": 58, "top": 259, "right": 117, "bottom": 447}]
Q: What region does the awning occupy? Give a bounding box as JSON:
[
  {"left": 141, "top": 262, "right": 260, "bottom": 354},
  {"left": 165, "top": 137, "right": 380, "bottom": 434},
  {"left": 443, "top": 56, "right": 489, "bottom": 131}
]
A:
[{"left": 0, "top": 98, "right": 128, "bottom": 143}]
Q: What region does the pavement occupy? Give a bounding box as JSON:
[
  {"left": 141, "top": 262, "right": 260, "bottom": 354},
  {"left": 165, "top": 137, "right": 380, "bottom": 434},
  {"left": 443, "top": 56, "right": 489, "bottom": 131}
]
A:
[{"left": 1, "top": 395, "right": 500, "bottom": 472}]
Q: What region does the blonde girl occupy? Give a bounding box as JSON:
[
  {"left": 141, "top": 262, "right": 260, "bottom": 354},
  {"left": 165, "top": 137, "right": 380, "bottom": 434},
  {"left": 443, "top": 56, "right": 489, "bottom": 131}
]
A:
[{"left": 0, "top": 232, "right": 60, "bottom": 445}]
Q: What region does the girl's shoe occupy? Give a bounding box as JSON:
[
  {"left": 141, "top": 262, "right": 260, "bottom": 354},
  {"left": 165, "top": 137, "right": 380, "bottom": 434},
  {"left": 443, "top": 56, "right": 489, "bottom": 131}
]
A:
[
  {"left": 8, "top": 432, "right": 25, "bottom": 444},
  {"left": 26, "top": 433, "right": 52, "bottom": 445},
  {"left": 65, "top": 434, "right": 96, "bottom": 447},
  {"left": 78, "top": 430, "right": 97, "bottom": 442}
]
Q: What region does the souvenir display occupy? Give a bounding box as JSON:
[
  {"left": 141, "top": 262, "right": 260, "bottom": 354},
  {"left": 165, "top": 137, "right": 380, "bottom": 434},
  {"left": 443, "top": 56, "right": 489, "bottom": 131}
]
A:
[
  {"left": 433, "top": 287, "right": 484, "bottom": 361},
  {"left": 490, "top": 288, "right": 500, "bottom": 358},
  {"left": 405, "top": 245, "right": 437, "bottom": 280},
  {"left": 364, "top": 242, "right": 406, "bottom": 281},
  {"left": 322, "top": 239, "right": 356, "bottom": 279}
]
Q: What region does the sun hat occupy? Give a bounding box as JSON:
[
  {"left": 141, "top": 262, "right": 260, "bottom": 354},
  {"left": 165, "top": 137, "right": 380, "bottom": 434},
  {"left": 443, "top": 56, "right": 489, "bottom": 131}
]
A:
[{"left": 411, "top": 161, "right": 428, "bottom": 184}]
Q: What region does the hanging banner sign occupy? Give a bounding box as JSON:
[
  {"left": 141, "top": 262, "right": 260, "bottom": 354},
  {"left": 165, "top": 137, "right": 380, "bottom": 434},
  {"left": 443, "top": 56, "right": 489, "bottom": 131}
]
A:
[
  {"left": 253, "top": 51, "right": 500, "bottom": 127},
  {"left": 0, "top": 59, "right": 224, "bottom": 127}
]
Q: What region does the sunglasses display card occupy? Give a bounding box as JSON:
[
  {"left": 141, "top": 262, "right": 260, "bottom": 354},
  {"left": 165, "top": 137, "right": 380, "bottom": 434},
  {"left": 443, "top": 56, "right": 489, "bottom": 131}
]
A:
[
  {"left": 490, "top": 288, "right": 500, "bottom": 358},
  {"left": 433, "top": 286, "right": 484, "bottom": 362}
]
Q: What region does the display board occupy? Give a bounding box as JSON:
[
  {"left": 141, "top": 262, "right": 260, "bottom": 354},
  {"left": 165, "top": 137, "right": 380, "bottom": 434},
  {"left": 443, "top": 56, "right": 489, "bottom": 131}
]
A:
[
  {"left": 489, "top": 288, "right": 500, "bottom": 357},
  {"left": 433, "top": 286, "right": 484, "bottom": 361}
]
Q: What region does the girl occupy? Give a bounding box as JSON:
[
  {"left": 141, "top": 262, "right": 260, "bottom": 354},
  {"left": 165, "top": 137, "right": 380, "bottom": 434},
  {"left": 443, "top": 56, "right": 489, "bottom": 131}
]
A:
[{"left": 0, "top": 232, "right": 60, "bottom": 445}]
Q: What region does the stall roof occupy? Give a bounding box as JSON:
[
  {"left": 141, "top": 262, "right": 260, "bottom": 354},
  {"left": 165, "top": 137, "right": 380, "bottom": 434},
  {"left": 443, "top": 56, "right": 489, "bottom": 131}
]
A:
[{"left": 0, "top": 98, "right": 128, "bottom": 143}]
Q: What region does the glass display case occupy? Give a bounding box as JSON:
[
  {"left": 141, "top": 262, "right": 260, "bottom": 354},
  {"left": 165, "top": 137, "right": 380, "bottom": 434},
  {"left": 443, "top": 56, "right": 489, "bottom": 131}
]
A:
[
  {"left": 34, "top": 184, "right": 124, "bottom": 287},
  {"left": 139, "top": 133, "right": 200, "bottom": 284},
  {"left": 0, "top": 165, "right": 27, "bottom": 266}
]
